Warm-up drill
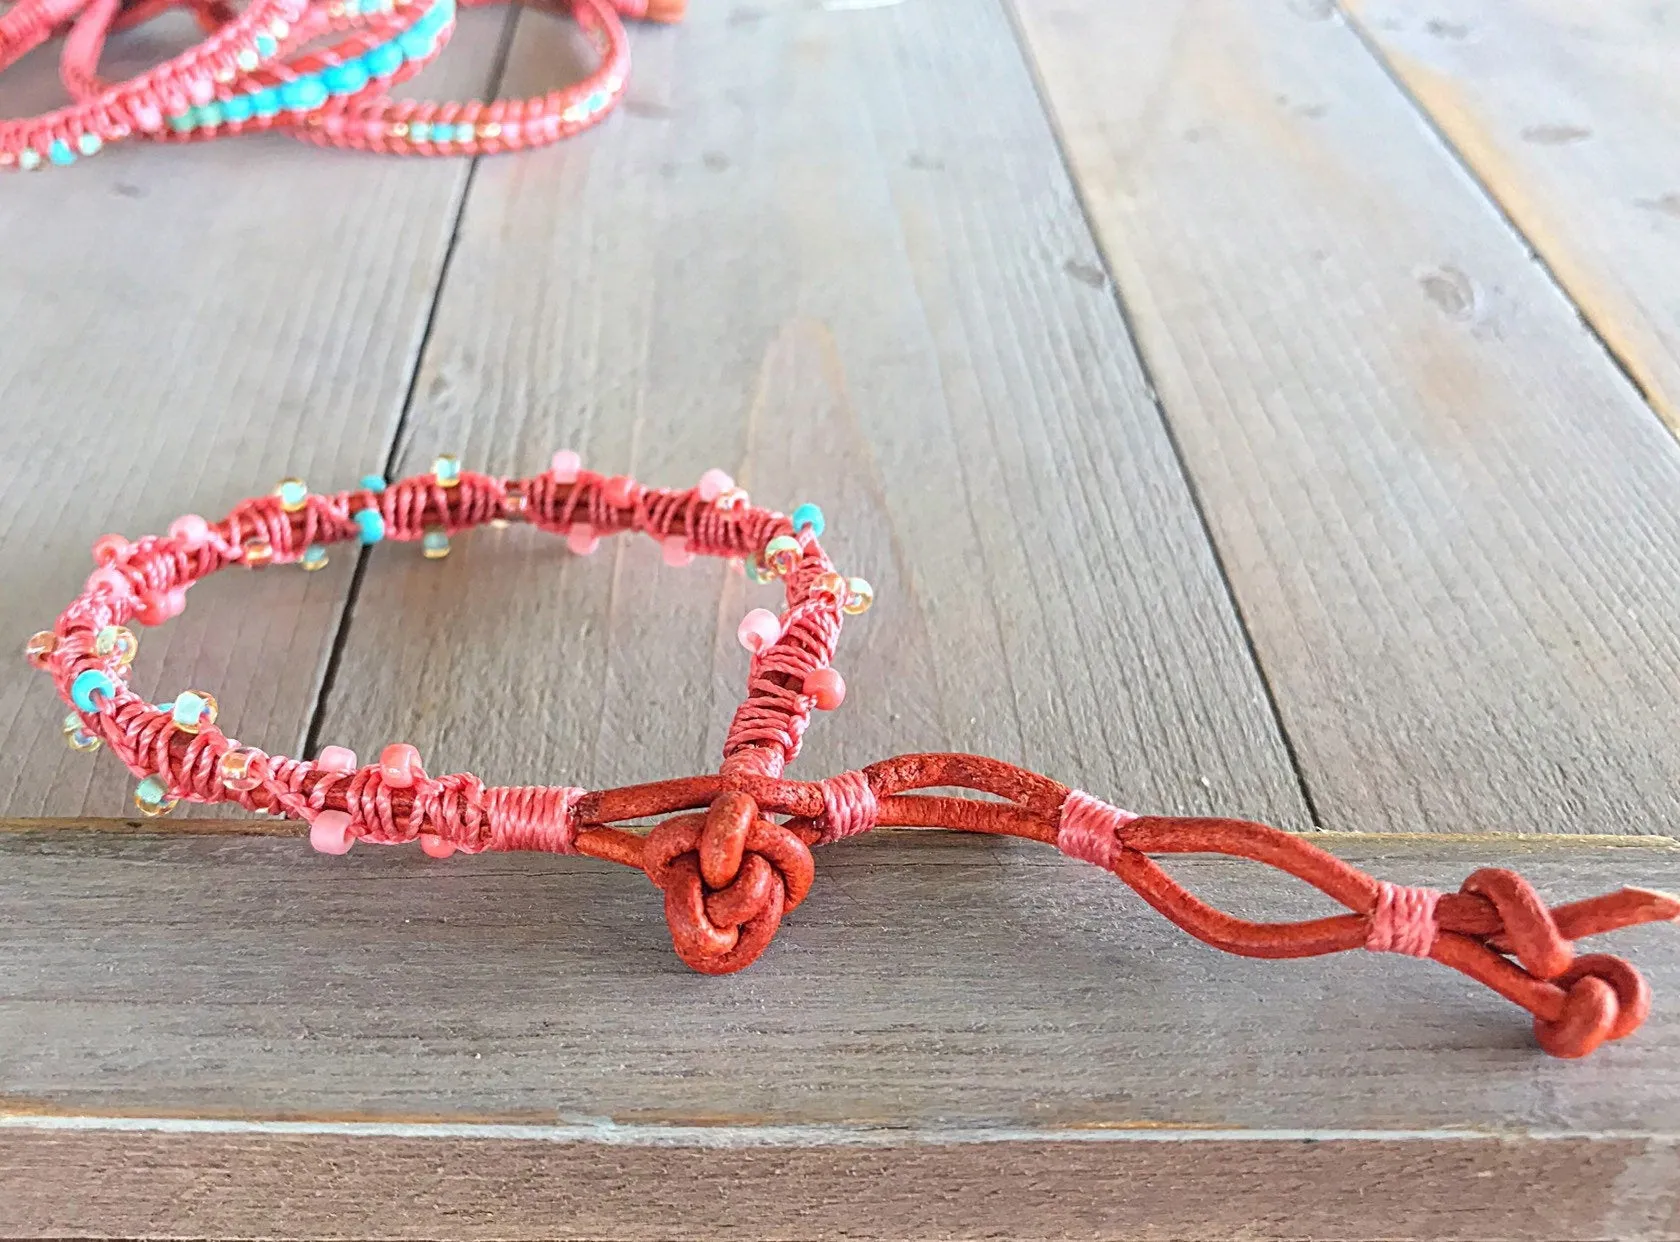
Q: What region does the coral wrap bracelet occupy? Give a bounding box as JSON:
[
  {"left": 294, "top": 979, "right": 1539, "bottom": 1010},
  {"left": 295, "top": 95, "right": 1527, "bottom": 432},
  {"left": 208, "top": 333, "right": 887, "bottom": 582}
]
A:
[
  {"left": 1, "top": 0, "right": 675, "bottom": 169},
  {"left": 25, "top": 454, "right": 1679, "bottom": 1059}
]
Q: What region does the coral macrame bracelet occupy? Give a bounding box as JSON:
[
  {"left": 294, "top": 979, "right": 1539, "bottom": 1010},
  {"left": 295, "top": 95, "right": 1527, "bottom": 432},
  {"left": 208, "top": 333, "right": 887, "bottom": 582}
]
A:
[{"left": 26, "top": 454, "right": 1680, "bottom": 1059}]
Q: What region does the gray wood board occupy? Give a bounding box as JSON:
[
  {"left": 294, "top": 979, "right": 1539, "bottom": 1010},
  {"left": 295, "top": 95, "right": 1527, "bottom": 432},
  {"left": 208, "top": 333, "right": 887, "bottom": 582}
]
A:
[
  {"left": 1344, "top": 0, "right": 1680, "bottom": 432},
  {"left": 1, "top": 829, "right": 1677, "bottom": 1239},
  {"left": 0, "top": 10, "right": 510, "bottom": 818},
  {"left": 307, "top": 0, "right": 1309, "bottom": 829},
  {"left": 1007, "top": 0, "right": 1680, "bottom": 836}
]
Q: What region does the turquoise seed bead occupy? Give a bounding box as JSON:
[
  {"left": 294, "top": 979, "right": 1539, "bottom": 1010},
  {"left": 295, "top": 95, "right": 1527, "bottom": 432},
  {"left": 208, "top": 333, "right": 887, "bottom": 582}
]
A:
[
  {"left": 251, "top": 88, "right": 280, "bottom": 116},
  {"left": 194, "top": 102, "right": 223, "bottom": 129},
  {"left": 397, "top": 28, "right": 435, "bottom": 59},
  {"left": 432, "top": 454, "right": 461, "bottom": 485},
  {"left": 167, "top": 112, "right": 195, "bottom": 132},
  {"left": 235, "top": 47, "right": 259, "bottom": 71},
  {"left": 255, "top": 33, "right": 277, "bottom": 56},
  {"left": 71, "top": 669, "right": 116, "bottom": 712},
  {"left": 322, "top": 61, "right": 370, "bottom": 95},
  {"left": 17, "top": 148, "right": 41, "bottom": 171},
  {"left": 280, "top": 76, "right": 328, "bottom": 112},
  {"left": 362, "top": 42, "right": 403, "bottom": 77},
  {"left": 277, "top": 478, "right": 309, "bottom": 510},
  {"left": 585, "top": 90, "right": 608, "bottom": 113},
  {"left": 453, "top": 123, "right": 475, "bottom": 144},
  {"left": 354, "top": 508, "right": 386, "bottom": 545},
  {"left": 790, "top": 503, "right": 825, "bottom": 537},
  {"left": 421, "top": 529, "right": 450, "bottom": 558},
  {"left": 47, "top": 139, "right": 74, "bottom": 166},
  {"left": 135, "top": 773, "right": 173, "bottom": 813},
  {"left": 154, "top": 700, "right": 174, "bottom": 714},
  {"left": 171, "top": 692, "right": 207, "bottom": 731},
  {"left": 360, "top": 473, "right": 387, "bottom": 492},
  {"left": 408, "top": 120, "right": 433, "bottom": 142},
  {"left": 221, "top": 93, "right": 254, "bottom": 122},
  {"left": 77, "top": 132, "right": 102, "bottom": 156}
]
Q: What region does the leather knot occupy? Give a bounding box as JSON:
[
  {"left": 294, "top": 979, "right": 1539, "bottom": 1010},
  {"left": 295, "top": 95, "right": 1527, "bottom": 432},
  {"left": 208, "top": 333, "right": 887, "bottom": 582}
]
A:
[
  {"left": 643, "top": 791, "right": 814, "bottom": 974},
  {"left": 1532, "top": 954, "right": 1651, "bottom": 1059}
]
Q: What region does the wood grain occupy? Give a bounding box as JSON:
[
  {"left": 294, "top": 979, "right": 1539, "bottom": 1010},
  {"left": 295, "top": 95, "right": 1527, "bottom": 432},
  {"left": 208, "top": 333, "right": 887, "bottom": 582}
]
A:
[
  {"left": 1007, "top": 0, "right": 1680, "bottom": 836},
  {"left": 308, "top": 0, "right": 1309, "bottom": 829},
  {"left": 0, "top": 10, "right": 510, "bottom": 819},
  {"left": 1342, "top": 0, "right": 1680, "bottom": 431},
  {"left": 1, "top": 829, "right": 1676, "bottom": 1238}
]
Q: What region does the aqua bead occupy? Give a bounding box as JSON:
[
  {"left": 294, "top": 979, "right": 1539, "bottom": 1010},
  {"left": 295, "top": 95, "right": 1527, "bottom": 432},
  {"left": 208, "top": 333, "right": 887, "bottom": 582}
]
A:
[
  {"left": 251, "top": 88, "right": 280, "bottom": 116},
  {"left": 354, "top": 508, "right": 386, "bottom": 545},
  {"left": 167, "top": 112, "right": 195, "bottom": 132},
  {"left": 193, "top": 102, "right": 223, "bottom": 129},
  {"left": 17, "top": 148, "right": 41, "bottom": 171},
  {"left": 47, "top": 139, "right": 74, "bottom": 166},
  {"left": 280, "top": 76, "right": 327, "bottom": 111},
  {"left": 360, "top": 473, "right": 387, "bottom": 492},
  {"left": 790, "top": 503, "right": 825, "bottom": 537},
  {"left": 454, "top": 123, "right": 476, "bottom": 143},
  {"left": 585, "top": 90, "right": 607, "bottom": 113},
  {"left": 397, "top": 28, "right": 435, "bottom": 59},
  {"left": 255, "top": 33, "right": 278, "bottom": 56},
  {"left": 421, "top": 528, "right": 450, "bottom": 559},
  {"left": 362, "top": 42, "right": 403, "bottom": 77},
  {"left": 277, "top": 478, "right": 309, "bottom": 510},
  {"left": 172, "top": 692, "right": 208, "bottom": 730},
  {"left": 71, "top": 669, "right": 116, "bottom": 712},
  {"left": 77, "top": 132, "right": 102, "bottom": 156},
  {"left": 322, "top": 61, "right": 370, "bottom": 96},
  {"left": 407, "top": 119, "right": 432, "bottom": 142},
  {"left": 221, "top": 94, "right": 254, "bottom": 122}
]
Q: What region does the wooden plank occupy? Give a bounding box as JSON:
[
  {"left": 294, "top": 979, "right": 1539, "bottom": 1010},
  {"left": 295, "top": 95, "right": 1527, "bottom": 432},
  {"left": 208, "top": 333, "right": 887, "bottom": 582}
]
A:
[
  {"left": 0, "top": 10, "right": 510, "bottom": 819},
  {"left": 1006, "top": 0, "right": 1680, "bottom": 836},
  {"left": 1, "top": 828, "right": 1677, "bottom": 1239},
  {"left": 1342, "top": 0, "right": 1680, "bottom": 432},
  {"left": 308, "top": 0, "right": 1310, "bottom": 828}
]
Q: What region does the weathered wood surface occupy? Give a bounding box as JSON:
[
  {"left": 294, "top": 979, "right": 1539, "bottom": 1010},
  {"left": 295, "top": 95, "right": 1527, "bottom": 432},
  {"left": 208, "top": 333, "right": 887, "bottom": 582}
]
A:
[
  {"left": 0, "top": 10, "right": 512, "bottom": 820},
  {"left": 1, "top": 829, "right": 1676, "bottom": 1239},
  {"left": 309, "top": 0, "right": 1310, "bottom": 828},
  {"left": 1343, "top": 0, "right": 1680, "bottom": 431},
  {"left": 1006, "top": 0, "right": 1680, "bottom": 837}
]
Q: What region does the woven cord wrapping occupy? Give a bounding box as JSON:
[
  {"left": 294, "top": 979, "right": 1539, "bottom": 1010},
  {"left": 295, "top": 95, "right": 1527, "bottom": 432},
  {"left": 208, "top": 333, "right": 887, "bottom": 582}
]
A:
[{"left": 27, "top": 463, "right": 1679, "bottom": 1058}]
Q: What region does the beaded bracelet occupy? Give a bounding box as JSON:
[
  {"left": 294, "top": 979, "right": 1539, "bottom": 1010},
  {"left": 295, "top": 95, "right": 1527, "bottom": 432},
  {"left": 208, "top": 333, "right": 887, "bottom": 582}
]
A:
[
  {"left": 25, "top": 454, "right": 1679, "bottom": 1059},
  {"left": 3, "top": 0, "right": 674, "bottom": 168}
]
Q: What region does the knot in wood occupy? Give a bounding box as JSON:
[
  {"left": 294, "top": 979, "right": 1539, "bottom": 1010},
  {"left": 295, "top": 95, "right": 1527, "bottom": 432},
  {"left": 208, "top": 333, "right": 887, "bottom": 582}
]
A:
[{"left": 642, "top": 791, "right": 815, "bottom": 974}]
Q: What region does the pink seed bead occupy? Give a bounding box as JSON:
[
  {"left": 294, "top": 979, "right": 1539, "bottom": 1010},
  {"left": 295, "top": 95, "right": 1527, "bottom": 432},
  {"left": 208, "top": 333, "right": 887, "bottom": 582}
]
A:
[
  {"left": 132, "top": 102, "right": 163, "bottom": 131},
  {"left": 309, "top": 809, "right": 355, "bottom": 855},
  {"left": 165, "top": 586, "right": 187, "bottom": 618},
  {"left": 187, "top": 76, "right": 215, "bottom": 104},
  {"left": 662, "top": 536, "right": 694, "bottom": 568},
  {"left": 92, "top": 534, "right": 129, "bottom": 566},
  {"left": 697, "top": 468, "right": 733, "bottom": 503},
  {"left": 567, "top": 524, "right": 600, "bottom": 556},
  {"left": 379, "top": 742, "right": 422, "bottom": 788},
  {"left": 602, "top": 475, "right": 637, "bottom": 508},
  {"left": 419, "top": 832, "right": 457, "bottom": 859},
  {"left": 737, "top": 608, "right": 781, "bottom": 655},
  {"left": 168, "top": 514, "right": 210, "bottom": 550},
  {"left": 134, "top": 591, "right": 171, "bottom": 626},
  {"left": 802, "top": 667, "right": 846, "bottom": 711},
  {"left": 550, "top": 449, "right": 581, "bottom": 483},
  {"left": 316, "top": 745, "right": 358, "bottom": 774},
  {"left": 85, "top": 566, "right": 133, "bottom": 599}
]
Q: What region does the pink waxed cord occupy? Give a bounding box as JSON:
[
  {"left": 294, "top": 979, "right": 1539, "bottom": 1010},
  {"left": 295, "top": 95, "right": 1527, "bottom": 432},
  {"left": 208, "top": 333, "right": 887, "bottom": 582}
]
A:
[
  {"left": 818, "top": 769, "right": 878, "bottom": 844},
  {"left": 1056, "top": 790, "right": 1136, "bottom": 870},
  {"left": 1366, "top": 882, "right": 1442, "bottom": 958},
  {"left": 485, "top": 785, "right": 587, "bottom": 854}
]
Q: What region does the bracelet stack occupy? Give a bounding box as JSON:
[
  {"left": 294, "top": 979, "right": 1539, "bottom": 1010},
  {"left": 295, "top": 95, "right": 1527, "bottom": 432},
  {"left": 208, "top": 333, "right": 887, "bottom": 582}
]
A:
[{"left": 0, "top": 0, "right": 679, "bottom": 170}]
